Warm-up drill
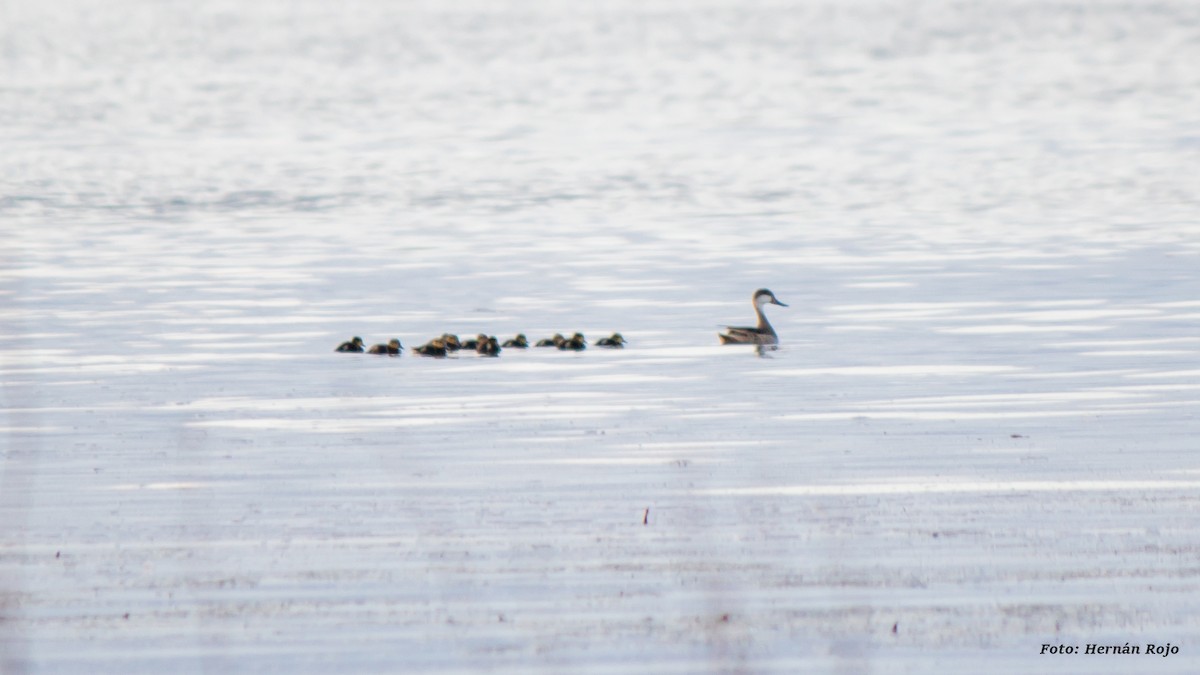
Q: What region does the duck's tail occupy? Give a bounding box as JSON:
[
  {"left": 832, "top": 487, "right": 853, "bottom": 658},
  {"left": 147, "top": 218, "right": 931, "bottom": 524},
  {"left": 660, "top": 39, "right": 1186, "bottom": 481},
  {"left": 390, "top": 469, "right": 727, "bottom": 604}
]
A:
[{"left": 717, "top": 333, "right": 735, "bottom": 344}]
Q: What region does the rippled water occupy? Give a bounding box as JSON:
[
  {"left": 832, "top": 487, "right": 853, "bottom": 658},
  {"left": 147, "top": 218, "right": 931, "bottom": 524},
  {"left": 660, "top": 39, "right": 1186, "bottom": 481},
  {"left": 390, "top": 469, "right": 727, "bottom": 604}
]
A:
[{"left": 3, "top": 1, "right": 1200, "bottom": 672}]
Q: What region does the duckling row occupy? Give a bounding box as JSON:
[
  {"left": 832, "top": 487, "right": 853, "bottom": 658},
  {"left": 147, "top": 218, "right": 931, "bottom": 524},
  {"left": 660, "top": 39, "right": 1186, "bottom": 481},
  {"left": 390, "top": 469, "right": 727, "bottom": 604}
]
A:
[
  {"left": 335, "top": 332, "right": 626, "bottom": 358},
  {"left": 334, "top": 287, "right": 780, "bottom": 356}
]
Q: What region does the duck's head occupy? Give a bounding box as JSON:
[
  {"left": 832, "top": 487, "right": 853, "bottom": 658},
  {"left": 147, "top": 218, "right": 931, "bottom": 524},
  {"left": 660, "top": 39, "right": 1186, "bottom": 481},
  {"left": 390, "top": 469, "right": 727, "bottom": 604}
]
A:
[
  {"left": 609, "top": 333, "right": 626, "bottom": 344},
  {"left": 514, "top": 333, "right": 527, "bottom": 342},
  {"left": 442, "top": 334, "right": 461, "bottom": 349},
  {"left": 388, "top": 339, "right": 402, "bottom": 349},
  {"left": 352, "top": 337, "right": 364, "bottom": 347},
  {"left": 754, "top": 288, "right": 788, "bottom": 308},
  {"left": 475, "top": 333, "right": 487, "bottom": 342},
  {"left": 571, "top": 332, "right": 586, "bottom": 343}
]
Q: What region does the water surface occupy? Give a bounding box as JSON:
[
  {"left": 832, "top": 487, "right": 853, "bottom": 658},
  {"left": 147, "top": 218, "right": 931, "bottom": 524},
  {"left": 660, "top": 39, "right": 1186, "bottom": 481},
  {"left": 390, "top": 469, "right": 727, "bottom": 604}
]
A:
[{"left": 3, "top": 1, "right": 1199, "bottom": 672}]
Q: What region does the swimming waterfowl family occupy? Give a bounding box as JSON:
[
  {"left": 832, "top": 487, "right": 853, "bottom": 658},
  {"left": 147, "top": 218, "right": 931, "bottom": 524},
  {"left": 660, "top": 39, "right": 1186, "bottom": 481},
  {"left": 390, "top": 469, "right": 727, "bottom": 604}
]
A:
[
  {"left": 501, "top": 334, "right": 528, "bottom": 348},
  {"left": 477, "top": 336, "right": 502, "bottom": 357},
  {"left": 335, "top": 336, "right": 365, "bottom": 353},
  {"left": 367, "top": 338, "right": 402, "bottom": 356},
  {"left": 718, "top": 288, "right": 788, "bottom": 345},
  {"left": 535, "top": 333, "right": 565, "bottom": 347},
  {"left": 558, "top": 332, "right": 587, "bottom": 351},
  {"left": 413, "top": 338, "right": 448, "bottom": 358},
  {"left": 595, "top": 333, "right": 626, "bottom": 348}
]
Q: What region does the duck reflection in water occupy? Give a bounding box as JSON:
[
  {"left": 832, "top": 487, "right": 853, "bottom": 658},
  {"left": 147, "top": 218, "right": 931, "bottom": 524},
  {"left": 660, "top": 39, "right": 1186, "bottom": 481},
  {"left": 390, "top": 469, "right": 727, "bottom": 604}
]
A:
[{"left": 754, "top": 344, "right": 779, "bottom": 358}]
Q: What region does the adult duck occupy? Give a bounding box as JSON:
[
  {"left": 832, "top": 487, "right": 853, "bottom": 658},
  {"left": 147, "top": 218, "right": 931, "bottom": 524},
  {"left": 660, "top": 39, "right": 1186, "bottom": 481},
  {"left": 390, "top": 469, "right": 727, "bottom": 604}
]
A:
[{"left": 718, "top": 289, "right": 788, "bottom": 345}]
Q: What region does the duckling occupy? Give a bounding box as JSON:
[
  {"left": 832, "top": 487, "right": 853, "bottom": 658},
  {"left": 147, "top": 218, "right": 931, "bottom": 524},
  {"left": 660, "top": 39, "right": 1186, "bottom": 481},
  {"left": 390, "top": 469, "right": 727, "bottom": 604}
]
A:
[
  {"left": 460, "top": 333, "right": 489, "bottom": 350},
  {"left": 477, "top": 336, "right": 502, "bottom": 357},
  {"left": 535, "top": 333, "right": 565, "bottom": 347},
  {"left": 412, "top": 338, "right": 447, "bottom": 358},
  {"left": 501, "top": 333, "right": 529, "bottom": 348},
  {"left": 719, "top": 288, "right": 788, "bottom": 345},
  {"left": 335, "top": 336, "right": 365, "bottom": 353},
  {"left": 367, "top": 338, "right": 402, "bottom": 356},
  {"left": 595, "top": 333, "right": 626, "bottom": 348},
  {"left": 558, "top": 332, "right": 587, "bottom": 351}
]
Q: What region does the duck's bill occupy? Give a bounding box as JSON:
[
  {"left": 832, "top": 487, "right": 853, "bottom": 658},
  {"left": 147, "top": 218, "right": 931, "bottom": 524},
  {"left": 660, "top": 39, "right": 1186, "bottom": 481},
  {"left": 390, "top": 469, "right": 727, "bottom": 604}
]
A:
[{"left": 772, "top": 299, "right": 789, "bottom": 306}]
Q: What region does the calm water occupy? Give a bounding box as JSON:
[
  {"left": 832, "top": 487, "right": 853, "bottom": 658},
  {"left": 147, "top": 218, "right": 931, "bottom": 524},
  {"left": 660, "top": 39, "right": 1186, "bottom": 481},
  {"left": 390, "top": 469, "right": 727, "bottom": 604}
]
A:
[{"left": 3, "top": 1, "right": 1200, "bottom": 672}]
